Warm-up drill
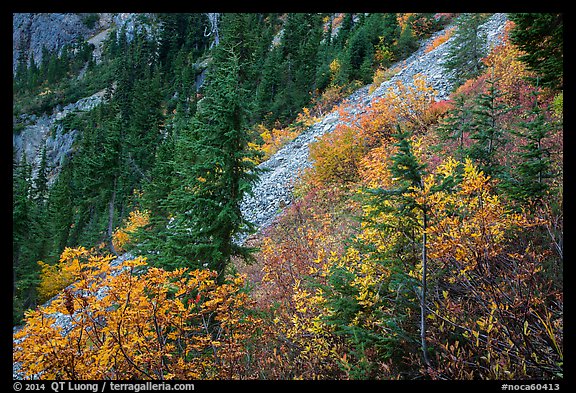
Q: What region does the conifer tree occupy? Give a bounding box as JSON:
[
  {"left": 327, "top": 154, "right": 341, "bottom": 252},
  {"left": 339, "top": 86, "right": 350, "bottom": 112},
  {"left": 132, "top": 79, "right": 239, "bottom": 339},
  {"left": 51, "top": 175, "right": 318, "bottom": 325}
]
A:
[
  {"left": 27, "top": 52, "right": 39, "bottom": 90},
  {"left": 443, "top": 13, "right": 488, "bottom": 89},
  {"left": 277, "top": 13, "right": 323, "bottom": 122},
  {"left": 501, "top": 88, "right": 556, "bottom": 206},
  {"left": 467, "top": 72, "right": 512, "bottom": 179},
  {"left": 437, "top": 94, "right": 472, "bottom": 161},
  {"left": 159, "top": 40, "right": 261, "bottom": 282},
  {"left": 395, "top": 22, "right": 418, "bottom": 60},
  {"left": 326, "top": 125, "right": 433, "bottom": 372},
  {"left": 508, "top": 13, "right": 563, "bottom": 90},
  {"left": 46, "top": 158, "right": 74, "bottom": 261},
  {"left": 13, "top": 153, "right": 39, "bottom": 321},
  {"left": 127, "top": 65, "right": 164, "bottom": 177}
]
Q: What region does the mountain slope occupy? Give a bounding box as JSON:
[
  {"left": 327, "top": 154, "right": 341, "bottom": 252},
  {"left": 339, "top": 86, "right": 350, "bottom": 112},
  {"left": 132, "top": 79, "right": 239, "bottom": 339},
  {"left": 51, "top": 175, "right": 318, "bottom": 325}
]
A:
[
  {"left": 239, "top": 13, "right": 508, "bottom": 243},
  {"left": 12, "top": 11, "right": 564, "bottom": 381}
]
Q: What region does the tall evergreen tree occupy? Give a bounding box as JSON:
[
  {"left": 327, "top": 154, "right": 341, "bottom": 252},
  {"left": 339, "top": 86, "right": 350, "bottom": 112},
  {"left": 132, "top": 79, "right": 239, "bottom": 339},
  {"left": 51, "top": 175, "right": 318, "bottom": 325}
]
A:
[
  {"left": 46, "top": 158, "right": 74, "bottom": 261},
  {"left": 127, "top": 65, "right": 164, "bottom": 177},
  {"left": 467, "top": 72, "right": 512, "bottom": 179},
  {"left": 385, "top": 125, "right": 431, "bottom": 368},
  {"left": 443, "top": 13, "right": 488, "bottom": 89},
  {"left": 13, "top": 153, "right": 39, "bottom": 322},
  {"left": 437, "top": 94, "right": 472, "bottom": 161},
  {"left": 324, "top": 125, "right": 434, "bottom": 375},
  {"left": 501, "top": 89, "right": 556, "bottom": 206},
  {"left": 276, "top": 13, "right": 324, "bottom": 122},
  {"left": 158, "top": 40, "right": 261, "bottom": 282},
  {"left": 508, "top": 13, "right": 563, "bottom": 91}
]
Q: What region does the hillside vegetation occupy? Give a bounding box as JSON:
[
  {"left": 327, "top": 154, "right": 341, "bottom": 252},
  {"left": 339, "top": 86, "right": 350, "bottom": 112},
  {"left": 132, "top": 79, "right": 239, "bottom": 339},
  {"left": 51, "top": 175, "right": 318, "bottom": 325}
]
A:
[{"left": 13, "top": 12, "right": 563, "bottom": 381}]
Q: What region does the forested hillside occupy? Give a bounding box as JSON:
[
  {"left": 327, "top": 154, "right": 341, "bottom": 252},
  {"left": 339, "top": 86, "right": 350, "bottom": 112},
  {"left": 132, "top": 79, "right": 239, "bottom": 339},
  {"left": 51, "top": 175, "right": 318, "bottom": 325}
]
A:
[{"left": 13, "top": 12, "right": 563, "bottom": 381}]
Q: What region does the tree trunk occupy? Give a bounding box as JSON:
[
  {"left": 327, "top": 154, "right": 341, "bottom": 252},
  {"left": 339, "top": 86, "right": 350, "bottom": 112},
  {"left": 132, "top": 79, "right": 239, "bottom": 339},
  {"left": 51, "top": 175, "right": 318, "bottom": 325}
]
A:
[
  {"left": 421, "top": 209, "right": 431, "bottom": 368},
  {"left": 108, "top": 177, "right": 118, "bottom": 256}
]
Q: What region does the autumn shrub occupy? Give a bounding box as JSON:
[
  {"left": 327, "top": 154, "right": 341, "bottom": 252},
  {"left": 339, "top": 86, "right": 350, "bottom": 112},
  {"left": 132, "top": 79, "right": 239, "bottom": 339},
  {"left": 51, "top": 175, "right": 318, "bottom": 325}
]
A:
[
  {"left": 424, "top": 26, "right": 456, "bottom": 53},
  {"left": 240, "top": 182, "right": 362, "bottom": 378},
  {"left": 247, "top": 184, "right": 359, "bottom": 312},
  {"left": 552, "top": 92, "right": 563, "bottom": 118},
  {"left": 397, "top": 13, "right": 438, "bottom": 38},
  {"left": 15, "top": 247, "right": 266, "bottom": 380},
  {"left": 112, "top": 209, "right": 150, "bottom": 253},
  {"left": 249, "top": 108, "right": 319, "bottom": 164},
  {"left": 36, "top": 259, "right": 75, "bottom": 304},
  {"left": 308, "top": 124, "right": 367, "bottom": 186},
  {"left": 481, "top": 23, "right": 540, "bottom": 113},
  {"left": 423, "top": 159, "right": 563, "bottom": 379},
  {"left": 310, "top": 84, "right": 348, "bottom": 117},
  {"left": 352, "top": 74, "right": 437, "bottom": 147}
]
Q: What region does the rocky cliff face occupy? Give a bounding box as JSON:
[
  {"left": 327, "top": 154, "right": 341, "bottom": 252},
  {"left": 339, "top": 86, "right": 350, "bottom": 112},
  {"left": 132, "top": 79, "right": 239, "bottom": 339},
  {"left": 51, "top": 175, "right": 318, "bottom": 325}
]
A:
[
  {"left": 12, "top": 13, "right": 151, "bottom": 72},
  {"left": 13, "top": 89, "right": 107, "bottom": 184},
  {"left": 14, "top": 13, "right": 105, "bottom": 71},
  {"left": 12, "top": 13, "right": 155, "bottom": 182}
]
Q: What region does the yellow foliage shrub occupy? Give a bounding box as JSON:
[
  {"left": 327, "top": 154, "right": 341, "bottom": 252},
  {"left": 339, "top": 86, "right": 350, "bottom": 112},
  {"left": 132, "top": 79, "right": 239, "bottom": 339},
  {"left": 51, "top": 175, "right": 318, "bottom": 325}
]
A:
[
  {"left": 111, "top": 209, "right": 150, "bottom": 253},
  {"left": 309, "top": 125, "right": 367, "bottom": 186},
  {"left": 37, "top": 260, "right": 74, "bottom": 304},
  {"left": 15, "top": 247, "right": 265, "bottom": 380}
]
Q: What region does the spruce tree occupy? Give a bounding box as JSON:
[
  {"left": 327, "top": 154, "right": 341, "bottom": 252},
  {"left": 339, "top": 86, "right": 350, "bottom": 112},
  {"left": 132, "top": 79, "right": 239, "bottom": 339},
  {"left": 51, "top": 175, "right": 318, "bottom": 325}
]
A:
[
  {"left": 324, "top": 125, "right": 434, "bottom": 373},
  {"left": 467, "top": 72, "right": 512, "bottom": 179},
  {"left": 386, "top": 125, "right": 431, "bottom": 368},
  {"left": 443, "top": 13, "right": 488, "bottom": 89},
  {"left": 127, "top": 65, "right": 164, "bottom": 177},
  {"left": 46, "top": 159, "right": 74, "bottom": 261},
  {"left": 13, "top": 153, "right": 39, "bottom": 321},
  {"left": 437, "top": 94, "right": 472, "bottom": 161},
  {"left": 508, "top": 13, "right": 563, "bottom": 91},
  {"left": 159, "top": 41, "right": 261, "bottom": 282},
  {"left": 501, "top": 89, "right": 556, "bottom": 206}
]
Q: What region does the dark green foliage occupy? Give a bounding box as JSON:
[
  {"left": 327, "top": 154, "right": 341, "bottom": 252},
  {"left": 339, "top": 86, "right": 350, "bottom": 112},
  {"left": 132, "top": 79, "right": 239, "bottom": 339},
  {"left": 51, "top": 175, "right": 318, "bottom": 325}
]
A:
[
  {"left": 501, "top": 90, "right": 557, "bottom": 206},
  {"left": 508, "top": 13, "right": 563, "bottom": 91},
  {"left": 155, "top": 41, "right": 261, "bottom": 281},
  {"left": 437, "top": 94, "right": 472, "bottom": 160},
  {"left": 467, "top": 73, "right": 512, "bottom": 179},
  {"left": 82, "top": 13, "right": 100, "bottom": 29},
  {"left": 334, "top": 14, "right": 402, "bottom": 86},
  {"left": 276, "top": 13, "right": 324, "bottom": 122},
  {"left": 45, "top": 159, "right": 74, "bottom": 260},
  {"left": 13, "top": 151, "right": 52, "bottom": 323},
  {"left": 443, "top": 13, "right": 488, "bottom": 89},
  {"left": 395, "top": 22, "right": 418, "bottom": 60},
  {"left": 13, "top": 154, "right": 36, "bottom": 323}
]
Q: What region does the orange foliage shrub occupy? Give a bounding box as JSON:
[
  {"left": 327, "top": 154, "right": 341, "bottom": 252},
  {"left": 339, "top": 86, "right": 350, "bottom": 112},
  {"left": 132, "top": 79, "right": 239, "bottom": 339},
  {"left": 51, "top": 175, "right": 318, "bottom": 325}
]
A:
[
  {"left": 15, "top": 247, "right": 266, "bottom": 380},
  {"left": 350, "top": 74, "right": 437, "bottom": 147},
  {"left": 423, "top": 159, "right": 563, "bottom": 379},
  {"left": 424, "top": 26, "right": 455, "bottom": 53},
  {"left": 112, "top": 209, "right": 150, "bottom": 253},
  {"left": 308, "top": 125, "right": 367, "bottom": 186}
]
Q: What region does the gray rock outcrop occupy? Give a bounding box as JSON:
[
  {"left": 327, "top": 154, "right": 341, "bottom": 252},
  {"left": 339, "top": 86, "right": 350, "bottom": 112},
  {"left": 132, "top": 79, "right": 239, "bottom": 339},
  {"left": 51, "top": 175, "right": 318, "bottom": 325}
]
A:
[{"left": 13, "top": 89, "right": 106, "bottom": 184}]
